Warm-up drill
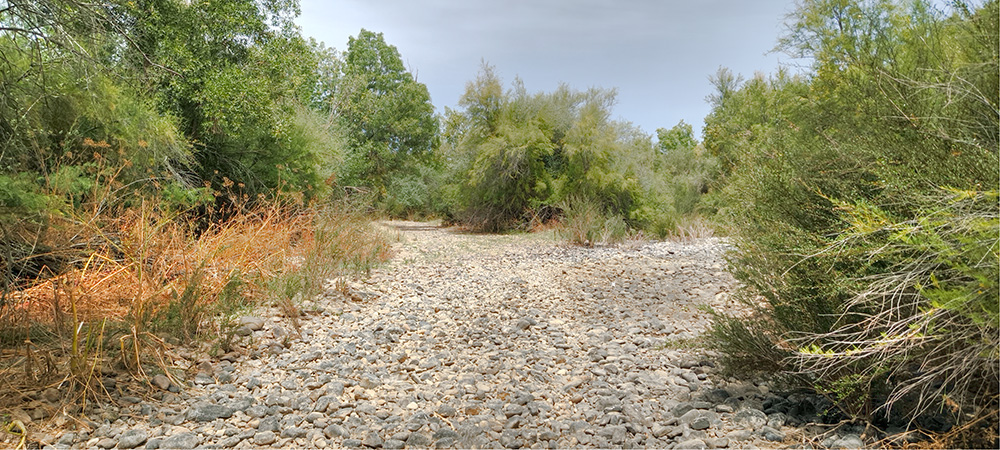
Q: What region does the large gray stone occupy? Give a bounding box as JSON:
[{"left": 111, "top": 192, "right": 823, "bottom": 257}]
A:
[
  {"left": 675, "top": 438, "right": 708, "bottom": 450},
  {"left": 732, "top": 408, "right": 767, "bottom": 430},
  {"left": 239, "top": 316, "right": 266, "bottom": 331},
  {"left": 160, "top": 432, "right": 200, "bottom": 449},
  {"left": 383, "top": 439, "right": 405, "bottom": 449},
  {"left": 151, "top": 374, "right": 171, "bottom": 391},
  {"left": 760, "top": 426, "right": 785, "bottom": 442},
  {"left": 362, "top": 430, "right": 383, "bottom": 448},
  {"left": 254, "top": 431, "right": 277, "bottom": 445},
  {"left": 186, "top": 403, "right": 234, "bottom": 422},
  {"left": 831, "top": 434, "right": 865, "bottom": 449},
  {"left": 117, "top": 429, "right": 148, "bottom": 449},
  {"left": 406, "top": 433, "right": 432, "bottom": 447},
  {"left": 324, "top": 424, "right": 350, "bottom": 439},
  {"left": 281, "top": 427, "right": 308, "bottom": 439}
]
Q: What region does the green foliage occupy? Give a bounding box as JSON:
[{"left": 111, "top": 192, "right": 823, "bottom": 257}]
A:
[
  {"left": 706, "top": 0, "right": 1000, "bottom": 428},
  {"left": 442, "top": 64, "right": 679, "bottom": 235},
  {"left": 335, "top": 29, "right": 439, "bottom": 204},
  {"left": 794, "top": 189, "right": 999, "bottom": 421},
  {"left": 154, "top": 265, "right": 208, "bottom": 342},
  {"left": 656, "top": 121, "right": 717, "bottom": 216},
  {"left": 112, "top": 0, "right": 338, "bottom": 200}
]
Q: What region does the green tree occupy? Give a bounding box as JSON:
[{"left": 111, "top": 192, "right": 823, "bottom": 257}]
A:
[
  {"left": 335, "top": 29, "right": 439, "bottom": 200},
  {"left": 114, "top": 0, "right": 335, "bottom": 201}
]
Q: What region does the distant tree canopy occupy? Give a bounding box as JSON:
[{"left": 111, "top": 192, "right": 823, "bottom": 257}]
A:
[
  {"left": 440, "top": 63, "right": 685, "bottom": 234},
  {"left": 335, "top": 29, "right": 439, "bottom": 201}
]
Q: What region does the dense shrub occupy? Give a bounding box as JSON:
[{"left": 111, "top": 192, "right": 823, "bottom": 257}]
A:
[
  {"left": 706, "top": 0, "right": 999, "bottom": 435},
  {"left": 441, "top": 65, "right": 685, "bottom": 235}
]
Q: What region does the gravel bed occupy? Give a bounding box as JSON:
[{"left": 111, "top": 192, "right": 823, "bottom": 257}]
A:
[{"left": 37, "top": 221, "right": 863, "bottom": 449}]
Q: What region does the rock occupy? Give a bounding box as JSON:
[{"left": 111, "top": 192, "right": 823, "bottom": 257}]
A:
[
  {"left": 607, "top": 425, "right": 627, "bottom": 445},
  {"left": 217, "top": 435, "right": 244, "bottom": 448},
  {"left": 194, "top": 373, "right": 214, "bottom": 385},
  {"left": 151, "top": 374, "right": 171, "bottom": 391},
  {"left": 760, "top": 426, "right": 785, "bottom": 442},
  {"left": 239, "top": 316, "right": 266, "bottom": 331},
  {"left": 437, "top": 404, "right": 457, "bottom": 417},
  {"left": 96, "top": 437, "right": 117, "bottom": 449},
  {"left": 56, "top": 433, "right": 76, "bottom": 446},
  {"left": 383, "top": 439, "right": 405, "bottom": 449},
  {"left": 160, "top": 432, "right": 200, "bottom": 449},
  {"left": 705, "top": 437, "right": 729, "bottom": 448},
  {"left": 362, "top": 430, "right": 383, "bottom": 448},
  {"left": 359, "top": 374, "right": 381, "bottom": 389},
  {"left": 767, "top": 412, "right": 787, "bottom": 428},
  {"left": 324, "top": 424, "right": 350, "bottom": 439},
  {"left": 258, "top": 416, "right": 280, "bottom": 432},
  {"left": 673, "top": 402, "right": 695, "bottom": 417},
  {"left": 725, "top": 429, "right": 752, "bottom": 441},
  {"left": 690, "top": 416, "right": 711, "bottom": 430},
  {"left": 254, "top": 431, "right": 277, "bottom": 445},
  {"left": 830, "top": 434, "right": 865, "bottom": 449},
  {"left": 503, "top": 404, "right": 527, "bottom": 418},
  {"left": 406, "top": 433, "right": 432, "bottom": 447},
  {"left": 733, "top": 408, "right": 767, "bottom": 430},
  {"left": 538, "top": 430, "right": 559, "bottom": 441},
  {"left": 186, "top": 403, "right": 234, "bottom": 422},
  {"left": 432, "top": 428, "right": 459, "bottom": 442},
  {"left": 281, "top": 427, "right": 308, "bottom": 439},
  {"left": 680, "top": 409, "right": 717, "bottom": 430},
  {"left": 675, "top": 438, "right": 708, "bottom": 450},
  {"left": 343, "top": 438, "right": 363, "bottom": 447},
  {"left": 117, "top": 429, "right": 148, "bottom": 449},
  {"left": 499, "top": 429, "right": 523, "bottom": 449},
  {"left": 435, "top": 437, "right": 457, "bottom": 448}
]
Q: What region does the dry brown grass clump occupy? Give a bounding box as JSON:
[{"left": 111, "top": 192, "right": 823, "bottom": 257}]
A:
[{"left": 0, "top": 199, "right": 390, "bottom": 416}]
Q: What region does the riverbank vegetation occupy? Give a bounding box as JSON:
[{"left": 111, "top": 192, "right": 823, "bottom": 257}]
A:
[
  {"left": 0, "top": 0, "right": 995, "bottom": 446},
  {"left": 704, "top": 0, "right": 998, "bottom": 446}
]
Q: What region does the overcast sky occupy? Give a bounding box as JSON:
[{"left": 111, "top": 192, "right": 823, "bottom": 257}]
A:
[{"left": 296, "top": 1, "right": 801, "bottom": 139}]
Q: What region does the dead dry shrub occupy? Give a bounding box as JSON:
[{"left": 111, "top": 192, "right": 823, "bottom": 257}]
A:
[{"left": 0, "top": 198, "right": 391, "bottom": 412}]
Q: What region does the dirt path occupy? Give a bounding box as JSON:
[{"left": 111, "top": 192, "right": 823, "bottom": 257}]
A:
[{"left": 38, "top": 221, "right": 840, "bottom": 449}]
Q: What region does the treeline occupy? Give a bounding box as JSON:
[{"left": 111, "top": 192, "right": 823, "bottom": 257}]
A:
[
  {"left": 346, "top": 63, "right": 713, "bottom": 239},
  {"left": 433, "top": 65, "right": 712, "bottom": 236},
  {"left": 703, "top": 0, "right": 998, "bottom": 445},
  {"left": 0, "top": 0, "right": 711, "bottom": 347}
]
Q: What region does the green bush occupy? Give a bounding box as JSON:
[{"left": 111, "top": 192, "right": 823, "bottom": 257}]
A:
[
  {"left": 705, "top": 0, "right": 999, "bottom": 430},
  {"left": 795, "top": 189, "right": 998, "bottom": 422},
  {"left": 442, "top": 66, "right": 684, "bottom": 235}
]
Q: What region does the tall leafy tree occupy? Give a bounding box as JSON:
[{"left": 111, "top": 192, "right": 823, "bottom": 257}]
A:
[
  {"left": 335, "top": 29, "right": 438, "bottom": 198},
  {"left": 113, "top": 0, "right": 332, "bottom": 200}
]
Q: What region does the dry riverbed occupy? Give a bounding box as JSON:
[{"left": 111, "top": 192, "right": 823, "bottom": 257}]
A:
[{"left": 28, "top": 221, "right": 866, "bottom": 449}]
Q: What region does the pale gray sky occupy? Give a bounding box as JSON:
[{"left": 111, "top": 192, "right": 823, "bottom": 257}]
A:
[{"left": 296, "top": 1, "right": 801, "bottom": 139}]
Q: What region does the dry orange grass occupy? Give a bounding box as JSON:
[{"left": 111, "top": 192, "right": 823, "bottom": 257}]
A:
[{"left": 3, "top": 201, "right": 390, "bottom": 329}]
